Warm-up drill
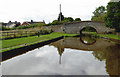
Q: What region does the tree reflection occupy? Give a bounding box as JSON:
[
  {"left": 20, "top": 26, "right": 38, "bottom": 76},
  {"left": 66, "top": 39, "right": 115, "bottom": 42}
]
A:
[
  {"left": 50, "top": 34, "right": 120, "bottom": 76},
  {"left": 57, "top": 47, "right": 64, "bottom": 64},
  {"left": 92, "top": 44, "right": 120, "bottom": 76}
]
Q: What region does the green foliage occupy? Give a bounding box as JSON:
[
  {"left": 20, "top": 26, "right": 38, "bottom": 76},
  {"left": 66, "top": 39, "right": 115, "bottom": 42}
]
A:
[
  {"left": 44, "top": 23, "right": 52, "bottom": 26},
  {"left": 33, "top": 23, "right": 44, "bottom": 27},
  {"left": 39, "top": 29, "right": 53, "bottom": 35},
  {"left": 58, "top": 12, "right": 64, "bottom": 21},
  {"left": 15, "top": 25, "right": 31, "bottom": 29},
  {"left": 61, "top": 19, "right": 70, "bottom": 23},
  {"left": 45, "top": 17, "right": 82, "bottom": 26},
  {"left": 1, "top": 26, "right": 11, "bottom": 30},
  {"left": 91, "top": 6, "right": 106, "bottom": 22},
  {"left": 93, "top": 6, "right": 106, "bottom": 17},
  {"left": 104, "top": 2, "right": 120, "bottom": 32},
  {"left": 84, "top": 32, "right": 120, "bottom": 40},
  {"left": 74, "top": 18, "right": 81, "bottom": 21},
  {"left": 45, "top": 17, "right": 74, "bottom": 26},
  {"left": 64, "top": 17, "right": 74, "bottom": 22},
  {"left": 91, "top": 15, "right": 105, "bottom": 22},
  {"left": 51, "top": 20, "right": 60, "bottom": 25}
]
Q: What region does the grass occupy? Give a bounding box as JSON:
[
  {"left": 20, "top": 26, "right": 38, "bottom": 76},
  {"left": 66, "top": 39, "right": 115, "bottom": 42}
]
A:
[
  {"left": 1, "top": 31, "right": 119, "bottom": 52},
  {"left": 0, "top": 32, "right": 78, "bottom": 52},
  {"left": 97, "top": 34, "right": 120, "bottom": 40},
  {"left": 82, "top": 32, "right": 120, "bottom": 40}
]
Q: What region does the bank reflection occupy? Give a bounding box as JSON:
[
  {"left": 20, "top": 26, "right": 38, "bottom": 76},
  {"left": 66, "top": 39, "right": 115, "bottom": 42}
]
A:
[{"left": 50, "top": 35, "right": 120, "bottom": 76}]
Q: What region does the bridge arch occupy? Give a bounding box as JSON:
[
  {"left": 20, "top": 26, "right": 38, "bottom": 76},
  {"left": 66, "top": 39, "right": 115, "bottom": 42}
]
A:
[{"left": 79, "top": 26, "right": 97, "bottom": 34}]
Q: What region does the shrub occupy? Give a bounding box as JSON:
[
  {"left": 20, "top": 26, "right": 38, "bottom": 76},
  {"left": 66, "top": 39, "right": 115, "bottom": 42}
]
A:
[{"left": 1, "top": 26, "right": 11, "bottom": 31}]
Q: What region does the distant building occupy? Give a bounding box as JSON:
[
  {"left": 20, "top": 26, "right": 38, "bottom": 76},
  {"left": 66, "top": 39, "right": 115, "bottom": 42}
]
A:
[
  {"left": 1, "top": 22, "right": 7, "bottom": 26},
  {"left": 22, "top": 20, "right": 45, "bottom": 26},
  {"left": 2, "top": 21, "right": 21, "bottom": 28},
  {"left": 22, "top": 22, "right": 31, "bottom": 26}
]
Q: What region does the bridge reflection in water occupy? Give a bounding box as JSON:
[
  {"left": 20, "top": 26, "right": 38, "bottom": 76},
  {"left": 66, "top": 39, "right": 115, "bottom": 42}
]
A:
[{"left": 50, "top": 35, "right": 120, "bottom": 76}]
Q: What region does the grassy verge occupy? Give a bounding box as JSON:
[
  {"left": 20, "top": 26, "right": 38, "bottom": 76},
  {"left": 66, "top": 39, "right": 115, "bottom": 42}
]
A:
[
  {"left": 83, "top": 32, "right": 120, "bottom": 40},
  {"left": 97, "top": 34, "right": 120, "bottom": 40},
  {"left": 1, "top": 32, "right": 78, "bottom": 52}
]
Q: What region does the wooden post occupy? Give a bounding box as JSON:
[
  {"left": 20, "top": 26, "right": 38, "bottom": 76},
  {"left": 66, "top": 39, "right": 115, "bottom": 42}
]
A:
[
  {"left": 26, "top": 31, "right": 27, "bottom": 37},
  {"left": 7, "top": 32, "right": 8, "bottom": 38},
  {"left": 14, "top": 31, "right": 15, "bottom": 37},
  {"left": 21, "top": 31, "right": 22, "bottom": 37}
]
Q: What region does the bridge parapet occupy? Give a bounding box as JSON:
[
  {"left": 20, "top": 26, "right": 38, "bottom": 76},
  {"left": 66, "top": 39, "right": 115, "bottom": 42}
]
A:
[
  {"left": 63, "top": 21, "right": 114, "bottom": 34},
  {"left": 64, "top": 21, "right": 104, "bottom": 25}
]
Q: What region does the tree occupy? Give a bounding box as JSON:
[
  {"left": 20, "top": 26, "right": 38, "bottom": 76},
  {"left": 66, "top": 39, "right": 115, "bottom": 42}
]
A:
[
  {"left": 58, "top": 12, "right": 64, "bottom": 21},
  {"left": 91, "top": 6, "right": 106, "bottom": 22},
  {"left": 74, "top": 18, "right": 81, "bottom": 21},
  {"left": 93, "top": 6, "right": 106, "bottom": 17},
  {"left": 64, "top": 17, "right": 74, "bottom": 22},
  {"left": 52, "top": 20, "right": 60, "bottom": 25},
  {"left": 104, "top": 2, "right": 120, "bottom": 32}
]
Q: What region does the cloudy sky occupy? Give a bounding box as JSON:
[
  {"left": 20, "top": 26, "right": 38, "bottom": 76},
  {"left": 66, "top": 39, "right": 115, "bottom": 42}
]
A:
[{"left": 0, "top": 0, "right": 110, "bottom": 23}]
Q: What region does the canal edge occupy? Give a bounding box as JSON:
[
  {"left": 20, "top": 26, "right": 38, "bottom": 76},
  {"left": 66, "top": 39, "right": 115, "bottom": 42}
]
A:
[{"left": 0, "top": 36, "right": 64, "bottom": 62}]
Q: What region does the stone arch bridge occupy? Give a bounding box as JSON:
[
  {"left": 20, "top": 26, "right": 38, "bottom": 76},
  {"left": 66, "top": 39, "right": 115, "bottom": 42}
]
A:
[{"left": 63, "top": 21, "right": 114, "bottom": 34}]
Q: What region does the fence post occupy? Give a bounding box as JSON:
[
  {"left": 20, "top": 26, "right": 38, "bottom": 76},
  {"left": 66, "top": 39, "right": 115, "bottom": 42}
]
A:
[
  {"left": 21, "top": 31, "right": 22, "bottom": 37},
  {"left": 26, "top": 31, "right": 27, "bottom": 37},
  {"left": 14, "top": 31, "right": 15, "bottom": 37},
  {"left": 7, "top": 32, "right": 8, "bottom": 38}
]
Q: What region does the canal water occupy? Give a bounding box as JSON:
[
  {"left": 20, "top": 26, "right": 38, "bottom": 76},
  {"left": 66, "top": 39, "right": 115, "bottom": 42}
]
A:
[{"left": 1, "top": 34, "right": 120, "bottom": 75}]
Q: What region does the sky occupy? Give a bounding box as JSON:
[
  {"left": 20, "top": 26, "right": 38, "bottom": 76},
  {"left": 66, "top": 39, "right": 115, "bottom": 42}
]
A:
[{"left": 0, "top": 0, "right": 111, "bottom": 23}]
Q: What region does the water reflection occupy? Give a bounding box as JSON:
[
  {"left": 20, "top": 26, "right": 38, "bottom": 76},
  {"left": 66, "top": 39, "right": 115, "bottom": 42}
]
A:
[
  {"left": 57, "top": 47, "right": 64, "bottom": 64},
  {"left": 92, "top": 44, "right": 120, "bottom": 75},
  {"left": 80, "top": 34, "right": 96, "bottom": 45},
  {"left": 1, "top": 34, "right": 120, "bottom": 76},
  {"left": 50, "top": 35, "right": 120, "bottom": 76}
]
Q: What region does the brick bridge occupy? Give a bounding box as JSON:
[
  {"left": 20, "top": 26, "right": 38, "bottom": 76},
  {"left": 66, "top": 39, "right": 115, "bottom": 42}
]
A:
[{"left": 63, "top": 21, "right": 114, "bottom": 34}]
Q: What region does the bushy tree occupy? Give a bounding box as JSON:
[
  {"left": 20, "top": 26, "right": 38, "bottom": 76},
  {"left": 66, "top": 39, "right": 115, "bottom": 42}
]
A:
[
  {"left": 74, "top": 18, "right": 81, "bottom": 21},
  {"left": 104, "top": 2, "right": 120, "bottom": 32},
  {"left": 33, "top": 23, "right": 44, "bottom": 27},
  {"left": 52, "top": 20, "right": 60, "bottom": 25},
  {"left": 1, "top": 26, "right": 11, "bottom": 30},
  {"left": 64, "top": 17, "right": 74, "bottom": 22},
  {"left": 91, "top": 6, "right": 106, "bottom": 22}
]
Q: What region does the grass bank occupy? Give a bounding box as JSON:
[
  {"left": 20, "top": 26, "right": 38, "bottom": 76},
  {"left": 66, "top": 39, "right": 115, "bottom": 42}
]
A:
[
  {"left": 83, "top": 32, "right": 120, "bottom": 40},
  {"left": 1, "top": 32, "right": 78, "bottom": 52}
]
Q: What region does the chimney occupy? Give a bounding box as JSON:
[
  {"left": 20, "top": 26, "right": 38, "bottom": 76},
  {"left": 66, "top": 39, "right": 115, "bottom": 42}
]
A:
[
  {"left": 15, "top": 21, "right": 17, "bottom": 24},
  {"left": 31, "top": 20, "right": 33, "bottom": 23},
  {"left": 8, "top": 21, "right": 11, "bottom": 23}
]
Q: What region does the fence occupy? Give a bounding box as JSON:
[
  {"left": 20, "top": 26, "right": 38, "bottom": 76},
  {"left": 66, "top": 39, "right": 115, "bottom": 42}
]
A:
[{"left": 0, "top": 30, "right": 38, "bottom": 40}]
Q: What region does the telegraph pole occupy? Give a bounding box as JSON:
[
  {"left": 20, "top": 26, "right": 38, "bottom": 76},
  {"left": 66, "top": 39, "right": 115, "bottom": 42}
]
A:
[
  {"left": 60, "top": 4, "right": 61, "bottom": 22},
  {"left": 60, "top": 4, "right": 61, "bottom": 13}
]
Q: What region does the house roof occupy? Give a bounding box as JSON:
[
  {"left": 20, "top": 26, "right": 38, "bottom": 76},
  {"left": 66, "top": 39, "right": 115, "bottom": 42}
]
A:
[
  {"left": 5, "top": 21, "right": 21, "bottom": 27},
  {"left": 22, "top": 20, "right": 45, "bottom": 25},
  {"left": 22, "top": 22, "right": 31, "bottom": 25},
  {"left": 1, "top": 23, "right": 7, "bottom": 26},
  {"left": 6, "top": 22, "right": 14, "bottom": 26}
]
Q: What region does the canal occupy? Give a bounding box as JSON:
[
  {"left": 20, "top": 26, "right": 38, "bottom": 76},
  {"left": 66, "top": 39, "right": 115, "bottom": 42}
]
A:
[{"left": 1, "top": 34, "right": 120, "bottom": 75}]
